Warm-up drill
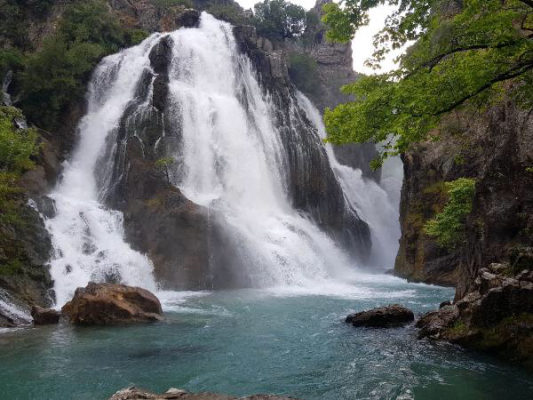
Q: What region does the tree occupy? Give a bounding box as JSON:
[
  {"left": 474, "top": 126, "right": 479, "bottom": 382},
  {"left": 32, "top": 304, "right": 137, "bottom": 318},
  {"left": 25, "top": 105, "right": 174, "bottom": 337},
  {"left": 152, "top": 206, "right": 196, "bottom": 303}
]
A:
[
  {"left": 19, "top": 0, "right": 148, "bottom": 130},
  {"left": 254, "top": 0, "right": 307, "bottom": 41},
  {"left": 322, "top": 0, "right": 533, "bottom": 167}
]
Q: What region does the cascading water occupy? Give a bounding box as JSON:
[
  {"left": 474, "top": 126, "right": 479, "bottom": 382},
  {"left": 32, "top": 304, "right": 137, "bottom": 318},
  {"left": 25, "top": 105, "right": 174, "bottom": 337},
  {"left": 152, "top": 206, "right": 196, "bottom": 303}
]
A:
[
  {"left": 296, "top": 93, "right": 402, "bottom": 269},
  {"left": 164, "top": 14, "right": 354, "bottom": 287},
  {"left": 44, "top": 13, "right": 400, "bottom": 306},
  {"left": 46, "top": 37, "right": 161, "bottom": 307}
]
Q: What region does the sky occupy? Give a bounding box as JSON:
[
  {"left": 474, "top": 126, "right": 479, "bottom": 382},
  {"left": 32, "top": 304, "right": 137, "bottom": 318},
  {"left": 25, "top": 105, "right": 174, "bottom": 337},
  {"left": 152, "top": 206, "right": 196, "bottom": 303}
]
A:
[{"left": 233, "top": 0, "right": 399, "bottom": 74}]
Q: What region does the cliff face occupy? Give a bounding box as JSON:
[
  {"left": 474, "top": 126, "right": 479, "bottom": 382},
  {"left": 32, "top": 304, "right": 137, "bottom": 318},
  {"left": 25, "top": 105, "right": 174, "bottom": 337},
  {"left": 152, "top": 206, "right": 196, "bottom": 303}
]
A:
[
  {"left": 286, "top": 0, "right": 380, "bottom": 181},
  {"left": 395, "top": 101, "right": 533, "bottom": 295},
  {"left": 397, "top": 100, "right": 533, "bottom": 365}
]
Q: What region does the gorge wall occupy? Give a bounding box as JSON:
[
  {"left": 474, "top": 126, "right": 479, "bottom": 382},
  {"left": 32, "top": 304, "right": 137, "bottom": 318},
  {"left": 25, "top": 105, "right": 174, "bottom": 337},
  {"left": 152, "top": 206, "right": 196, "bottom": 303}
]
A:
[{"left": 395, "top": 101, "right": 533, "bottom": 295}]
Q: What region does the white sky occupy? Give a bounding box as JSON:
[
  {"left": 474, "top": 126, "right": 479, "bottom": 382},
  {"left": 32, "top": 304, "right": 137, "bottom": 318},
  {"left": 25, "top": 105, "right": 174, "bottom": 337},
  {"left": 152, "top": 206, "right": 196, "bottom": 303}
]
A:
[{"left": 234, "top": 0, "right": 399, "bottom": 74}]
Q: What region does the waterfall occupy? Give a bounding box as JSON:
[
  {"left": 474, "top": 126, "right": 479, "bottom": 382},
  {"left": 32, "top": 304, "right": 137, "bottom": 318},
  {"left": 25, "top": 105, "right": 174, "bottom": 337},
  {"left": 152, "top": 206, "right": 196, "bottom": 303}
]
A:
[
  {"left": 163, "top": 14, "right": 353, "bottom": 287},
  {"left": 44, "top": 13, "right": 399, "bottom": 305},
  {"left": 46, "top": 37, "right": 161, "bottom": 307},
  {"left": 296, "top": 93, "right": 402, "bottom": 269}
]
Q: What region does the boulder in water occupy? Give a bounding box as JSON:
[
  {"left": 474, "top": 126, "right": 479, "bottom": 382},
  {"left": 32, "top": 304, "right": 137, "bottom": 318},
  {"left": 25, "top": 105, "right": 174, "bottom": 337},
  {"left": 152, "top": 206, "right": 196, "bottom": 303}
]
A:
[
  {"left": 62, "top": 282, "right": 163, "bottom": 326},
  {"left": 346, "top": 304, "right": 415, "bottom": 328},
  {"left": 31, "top": 306, "right": 60, "bottom": 325},
  {"left": 109, "top": 386, "right": 297, "bottom": 399}
]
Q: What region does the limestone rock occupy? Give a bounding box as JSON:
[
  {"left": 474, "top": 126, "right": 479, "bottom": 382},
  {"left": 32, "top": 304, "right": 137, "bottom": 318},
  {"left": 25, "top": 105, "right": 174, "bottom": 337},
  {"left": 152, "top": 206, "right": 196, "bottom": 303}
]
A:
[
  {"left": 109, "top": 386, "right": 297, "bottom": 400},
  {"left": 62, "top": 282, "right": 163, "bottom": 326},
  {"left": 31, "top": 305, "right": 60, "bottom": 325},
  {"left": 346, "top": 304, "right": 415, "bottom": 328}
]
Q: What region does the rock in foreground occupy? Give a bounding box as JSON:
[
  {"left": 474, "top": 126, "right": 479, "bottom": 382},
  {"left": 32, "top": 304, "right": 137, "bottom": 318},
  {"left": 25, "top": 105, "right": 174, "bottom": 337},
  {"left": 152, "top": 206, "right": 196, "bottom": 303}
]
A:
[
  {"left": 346, "top": 304, "right": 414, "bottom": 328},
  {"left": 62, "top": 283, "right": 163, "bottom": 326},
  {"left": 109, "top": 387, "right": 297, "bottom": 400},
  {"left": 416, "top": 263, "right": 533, "bottom": 367},
  {"left": 31, "top": 306, "right": 60, "bottom": 325}
]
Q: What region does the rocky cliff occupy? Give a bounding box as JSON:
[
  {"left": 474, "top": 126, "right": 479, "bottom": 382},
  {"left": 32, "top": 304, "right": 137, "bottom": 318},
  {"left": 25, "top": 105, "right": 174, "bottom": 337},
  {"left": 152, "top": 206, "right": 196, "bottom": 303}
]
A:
[
  {"left": 396, "top": 100, "right": 533, "bottom": 365},
  {"left": 395, "top": 101, "right": 533, "bottom": 295}
]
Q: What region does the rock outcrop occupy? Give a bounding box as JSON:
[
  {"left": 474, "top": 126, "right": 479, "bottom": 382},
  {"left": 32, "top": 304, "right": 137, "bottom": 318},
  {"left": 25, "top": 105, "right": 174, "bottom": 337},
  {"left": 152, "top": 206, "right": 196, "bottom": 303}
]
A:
[
  {"left": 416, "top": 262, "right": 533, "bottom": 367},
  {"left": 109, "top": 387, "right": 297, "bottom": 400},
  {"left": 395, "top": 101, "right": 533, "bottom": 294},
  {"left": 31, "top": 305, "right": 60, "bottom": 325},
  {"left": 345, "top": 304, "right": 414, "bottom": 328},
  {"left": 62, "top": 282, "right": 163, "bottom": 325}
]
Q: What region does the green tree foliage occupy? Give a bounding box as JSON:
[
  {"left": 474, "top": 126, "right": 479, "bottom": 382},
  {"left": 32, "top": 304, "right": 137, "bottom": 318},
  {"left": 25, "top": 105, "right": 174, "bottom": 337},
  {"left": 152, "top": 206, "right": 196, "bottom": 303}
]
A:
[
  {"left": 0, "top": 106, "right": 38, "bottom": 227},
  {"left": 424, "top": 178, "right": 476, "bottom": 249},
  {"left": 288, "top": 53, "right": 320, "bottom": 95},
  {"left": 322, "top": 0, "right": 533, "bottom": 166},
  {"left": 0, "top": 48, "right": 23, "bottom": 82},
  {"left": 0, "top": 106, "right": 37, "bottom": 172},
  {"left": 253, "top": 0, "right": 307, "bottom": 41},
  {"left": 207, "top": 4, "right": 247, "bottom": 25},
  {"left": 19, "top": 0, "right": 148, "bottom": 130}
]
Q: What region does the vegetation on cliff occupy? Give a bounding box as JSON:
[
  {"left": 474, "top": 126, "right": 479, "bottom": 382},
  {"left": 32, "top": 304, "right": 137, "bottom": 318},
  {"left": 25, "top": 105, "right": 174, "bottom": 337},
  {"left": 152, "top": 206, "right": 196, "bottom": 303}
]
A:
[
  {"left": 253, "top": 0, "right": 307, "bottom": 41},
  {"left": 424, "top": 178, "right": 476, "bottom": 249},
  {"left": 322, "top": 0, "right": 533, "bottom": 167},
  {"left": 19, "top": 1, "right": 147, "bottom": 130},
  {"left": 0, "top": 106, "right": 38, "bottom": 276}
]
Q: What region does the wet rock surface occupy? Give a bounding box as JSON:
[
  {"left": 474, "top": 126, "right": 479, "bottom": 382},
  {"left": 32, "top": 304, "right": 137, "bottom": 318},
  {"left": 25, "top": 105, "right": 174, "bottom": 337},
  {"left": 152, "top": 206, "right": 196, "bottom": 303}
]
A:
[
  {"left": 346, "top": 304, "right": 415, "bottom": 328},
  {"left": 62, "top": 283, "right": 163, "bottom": 326},
  {"left": 31, "top": 305, "right": 60, "bottom": 325},
  {"left": 109, "top": 387, "right": 297, "bottom": 400},
  {"left": 416, "top": 263, "right": 533, "bottom": 367},
  {"left": 394, "top": 101, "right": 533, "bottom": 293}
]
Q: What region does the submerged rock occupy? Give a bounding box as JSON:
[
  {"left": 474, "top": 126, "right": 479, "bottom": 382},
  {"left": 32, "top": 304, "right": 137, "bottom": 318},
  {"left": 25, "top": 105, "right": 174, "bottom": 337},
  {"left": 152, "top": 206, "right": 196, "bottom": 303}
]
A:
[
  {"left": 109, "top": 387, "right": 297, "bottom": 399},
  {"left": 31, "top": 306, "right": 60, "bottom": 325},
  {"left": 346, "top": 304, "right": 415, "bottom": 328},
  {"left": 62, "top": 282, "right": 163, "bottom": 326}
]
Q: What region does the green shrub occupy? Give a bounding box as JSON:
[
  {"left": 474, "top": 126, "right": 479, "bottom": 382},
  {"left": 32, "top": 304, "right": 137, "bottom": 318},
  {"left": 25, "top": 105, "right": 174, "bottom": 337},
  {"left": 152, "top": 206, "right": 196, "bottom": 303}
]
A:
[
  {"left": 207, "top": 5, "right": 246, "bottom": 25},
  {"left": 288, "top": 52, "right": 319, "bottom": 95},
  {"left": 0, "top": 106, "right": 38, "bottom": 226},
  {"left": 0, "top": 48, "right": 23, "bottom": 82},
  {"left": 0, "top": 106, "right": 37, "bottom": 172},
  {"left": 424, "top": 178, "right": 476, "bottom": 250},
  {"left": 19, "top": 0, "right": 141, "bottom": 130}
]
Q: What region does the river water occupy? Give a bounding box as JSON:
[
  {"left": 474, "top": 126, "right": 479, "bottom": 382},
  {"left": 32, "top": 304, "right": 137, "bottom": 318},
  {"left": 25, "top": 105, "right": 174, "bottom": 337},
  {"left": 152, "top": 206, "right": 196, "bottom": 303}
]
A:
[{"left": 2, "top": 277, "right": 533, "bottom": 399}]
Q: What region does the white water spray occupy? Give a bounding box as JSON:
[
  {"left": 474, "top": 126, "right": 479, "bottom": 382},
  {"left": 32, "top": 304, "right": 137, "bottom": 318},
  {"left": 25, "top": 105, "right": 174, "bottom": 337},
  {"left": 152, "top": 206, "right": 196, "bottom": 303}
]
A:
[
  {"left": 165, "top": 14, "right": 354, "bottom": 287},
  {"left": 296, "top": 93, "right": 402, "bottom": 269},
  {"left": 46, "top": 37, "right": 161, "bottom": 307}
]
